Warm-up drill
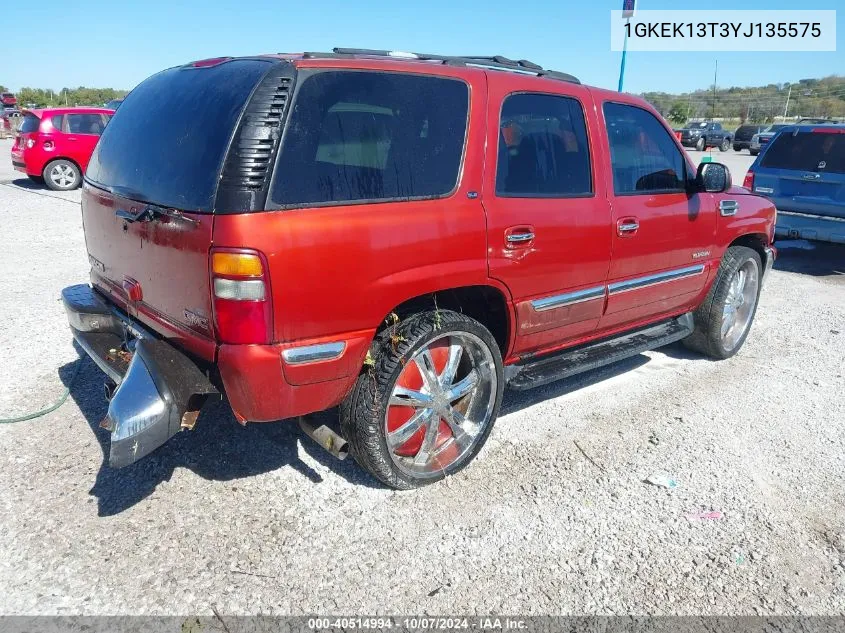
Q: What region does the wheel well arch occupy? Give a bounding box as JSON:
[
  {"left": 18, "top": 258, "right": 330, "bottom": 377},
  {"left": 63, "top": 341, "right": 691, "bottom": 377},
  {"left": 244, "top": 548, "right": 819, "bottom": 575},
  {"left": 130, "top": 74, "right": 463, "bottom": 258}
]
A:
[
  {"left": 375, "top": 285, "right": 512, "bottom": 355},
  {"left": 729, "top": 233, "right": 769, "bottom": 265}
]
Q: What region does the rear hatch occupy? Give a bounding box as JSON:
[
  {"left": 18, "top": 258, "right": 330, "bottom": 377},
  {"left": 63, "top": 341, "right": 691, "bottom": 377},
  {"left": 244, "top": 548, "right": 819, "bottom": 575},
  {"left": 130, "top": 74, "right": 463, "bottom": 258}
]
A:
[
  {"left": 12, "top": 112, "right": 42, "bottom": 158},
  {"left": 734, "top": 125, "right": 760, "bottom": 143},
  {"left": 82, "top": 58, "right": 276, "bottom": 360},
  {"left": 754, "top": 127, "right": 845, "bottom": 219}
]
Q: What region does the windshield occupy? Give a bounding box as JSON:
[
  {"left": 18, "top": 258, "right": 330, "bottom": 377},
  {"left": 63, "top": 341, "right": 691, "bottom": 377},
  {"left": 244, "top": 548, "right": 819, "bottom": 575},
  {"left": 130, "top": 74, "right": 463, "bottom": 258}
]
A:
[{"left": 689, "top": 122, "right": 708, "bottom": 129}]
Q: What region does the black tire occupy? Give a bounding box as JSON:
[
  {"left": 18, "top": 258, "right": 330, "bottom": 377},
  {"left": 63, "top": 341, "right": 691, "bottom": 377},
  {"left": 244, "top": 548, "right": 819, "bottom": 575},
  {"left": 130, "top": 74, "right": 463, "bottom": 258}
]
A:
[
  {"left": 750, "top": 149, "right": 759, "bottom": 156},
  {"left": 720, "top": 138, "right": 730, "bottom": 152},
  {"left": 733, "top": 144, "right": 741, "bottom": 152},
  {"left": 43, "top": 159, "right": 80, "bottom": 191},
  {"left": 340, "top": 310, "right": 504, "bottom": 490},
  {"left": 695, "top": 137, "right": 706, "bottom": 151},
  {"left": 683, "top": 246, "right": 763, "bottom": 360}
]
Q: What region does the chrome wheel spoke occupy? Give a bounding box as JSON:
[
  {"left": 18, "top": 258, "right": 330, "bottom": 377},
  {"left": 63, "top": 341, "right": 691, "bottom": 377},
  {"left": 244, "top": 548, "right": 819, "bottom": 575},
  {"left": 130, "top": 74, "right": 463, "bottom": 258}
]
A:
[
  {"left": 414, "top": 349, "right": 439, "bottom": 392},
  {"left": 388, "top": 408, "right": 433, "bottom": 449},
  {"left": 440, "top": 343, "right": 463, "bottom": 388},
  {"left": 444, "top": 369, "right": 478, "bottom": 403},
  {"left": 413, "top": 412, "right": 441, "bottom": 466},
  {"left": 442, "top": 407, "right": 471, "bottom": 446},
  {"left": 389, "top": 386, "right": 432, "bottom": 408}
]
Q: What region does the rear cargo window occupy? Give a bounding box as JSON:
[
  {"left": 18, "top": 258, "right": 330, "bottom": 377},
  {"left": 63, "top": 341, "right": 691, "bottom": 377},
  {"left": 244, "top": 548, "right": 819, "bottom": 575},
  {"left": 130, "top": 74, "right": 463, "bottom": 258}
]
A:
[
  {"left": 270, "top": 71, "right": 469, "bottom": 206},
  {"left": 19, "top": 114, "right": 40, "bottom": 133},
  {"left": 86, "top": 59, "right": 272, "bottom": 212},
  {"left": 761, "top": 130, "right": 845, "bottom": 174}
]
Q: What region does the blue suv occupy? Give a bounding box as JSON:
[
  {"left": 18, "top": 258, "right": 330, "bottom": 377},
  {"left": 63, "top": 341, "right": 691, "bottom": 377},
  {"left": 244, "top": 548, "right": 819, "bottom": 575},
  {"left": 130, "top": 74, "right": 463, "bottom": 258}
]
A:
[{"left": 744, "top": 125, "right": 845, "bottom": 244}]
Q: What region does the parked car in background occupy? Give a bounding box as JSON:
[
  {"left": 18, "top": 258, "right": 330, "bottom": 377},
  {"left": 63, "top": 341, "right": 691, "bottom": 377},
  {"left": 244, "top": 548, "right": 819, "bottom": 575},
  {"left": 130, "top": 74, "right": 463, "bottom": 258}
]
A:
[
  {"left": 679, "top": 121, "right": 733, "bottom": 151},
  {"left": 62, "top": 50, "right": 776, "bottom": 489},
  {"left": 750, "top": 124, "right": 790, "bottom": 155},
  {"left": 0, "top": 109, "right": 22, "bottom": 139},
  {"left": 1, "top": 92, "right": 16, "bottom": 107},
  {"left": 733, "top": 124, "right": 766, "bottom": 152},
  {"left": 104, "top": 98, "right": 124, "bottom": 110},
  {"left": 745, "top": 125, "right": 845, "bottom": 244},
  {"left": 798, "top": 117, "right": 840, "bottom": 124},
  {"left": 10, "top": 107, "right": 114, "bottom": 190}
]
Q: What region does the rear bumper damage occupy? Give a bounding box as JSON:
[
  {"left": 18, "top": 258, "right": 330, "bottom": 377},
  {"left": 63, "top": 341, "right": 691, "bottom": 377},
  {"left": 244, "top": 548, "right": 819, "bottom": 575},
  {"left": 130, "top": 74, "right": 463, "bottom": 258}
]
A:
[{"left": 62, "top": 284, "right": 218, "bottom": 468}]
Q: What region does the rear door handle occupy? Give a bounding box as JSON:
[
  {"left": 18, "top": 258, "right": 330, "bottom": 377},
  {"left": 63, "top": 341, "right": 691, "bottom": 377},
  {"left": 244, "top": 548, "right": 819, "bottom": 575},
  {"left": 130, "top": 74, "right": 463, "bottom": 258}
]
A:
[
  {"left": 504, "top": 225, "right": 536, "bottom": 248},
  {"left": 617, "top": 218, "right": 639, "bottom": 237}
]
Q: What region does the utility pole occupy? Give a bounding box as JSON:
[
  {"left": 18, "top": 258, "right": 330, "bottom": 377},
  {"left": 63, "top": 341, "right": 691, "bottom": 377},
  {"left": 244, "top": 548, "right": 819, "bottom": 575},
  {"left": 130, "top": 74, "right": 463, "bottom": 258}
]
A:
[
  {"left": 782, "top": 85, "right": 792, "bottom": 123},
  {"left": 618, "top": 18, "right": 630, "bottom": 92},
  {"left": 686, "top": 93, "right": 693, "bottom": 120},
  {"left": 711, "top": 59, "right": 718, "bottom": 120}
]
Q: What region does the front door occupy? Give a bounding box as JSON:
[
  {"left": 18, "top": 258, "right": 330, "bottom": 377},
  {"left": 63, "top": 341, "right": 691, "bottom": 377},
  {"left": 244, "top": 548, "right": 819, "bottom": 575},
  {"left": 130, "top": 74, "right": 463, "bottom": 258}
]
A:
[
  {"left": 483, "top": 77, "right": 612, "bottom": 358},
  {"left": 598, "top": 101, "right": 718, "bottom": 330}
]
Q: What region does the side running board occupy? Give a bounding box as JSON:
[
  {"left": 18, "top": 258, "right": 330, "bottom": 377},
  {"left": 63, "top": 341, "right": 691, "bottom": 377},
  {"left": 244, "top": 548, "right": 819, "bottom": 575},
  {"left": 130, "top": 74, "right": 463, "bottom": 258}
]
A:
[{"left": 507, "top": 313, "right": 694, "bottom": 391}]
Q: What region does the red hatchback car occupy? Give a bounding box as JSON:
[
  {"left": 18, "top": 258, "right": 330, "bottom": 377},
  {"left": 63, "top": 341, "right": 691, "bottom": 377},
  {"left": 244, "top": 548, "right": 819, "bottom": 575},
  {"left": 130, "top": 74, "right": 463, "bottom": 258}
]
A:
[{"left": 11, "top": 107, "right": 114, "bottom": 190}]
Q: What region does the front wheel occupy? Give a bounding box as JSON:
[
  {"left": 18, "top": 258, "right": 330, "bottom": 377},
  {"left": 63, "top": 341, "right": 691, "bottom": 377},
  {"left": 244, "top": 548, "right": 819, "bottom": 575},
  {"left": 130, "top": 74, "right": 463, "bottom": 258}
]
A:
[
  {"left": 733, "top": 144, "right": 741, "bottom": 152},
  {"left": 43, "top": 159, "right": 80, "bottom": 191},
  {"left": 720, "top": 138, "right": 731, "bottom": 152},
  {"left": 683, "top": 246, "right": 762, "bottom": 360},
  {"left": 341, "top": 310, "right": 504, "bottom": 489},
  {"left": 695, "top": 137, "right": 706, "bottom": 151}
]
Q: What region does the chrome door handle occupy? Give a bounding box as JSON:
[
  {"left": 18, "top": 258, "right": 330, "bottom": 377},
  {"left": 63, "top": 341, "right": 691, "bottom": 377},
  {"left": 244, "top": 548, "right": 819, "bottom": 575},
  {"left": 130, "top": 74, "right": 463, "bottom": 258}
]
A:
[
  {"left": 506, "top": 232, "right": 535, "bottom": 243},
  {"left": 719, "top": 200, "right": 739, "bottom": 216},
  {"left": 617, "top": 222, "right": 639, "bottom": 233}
]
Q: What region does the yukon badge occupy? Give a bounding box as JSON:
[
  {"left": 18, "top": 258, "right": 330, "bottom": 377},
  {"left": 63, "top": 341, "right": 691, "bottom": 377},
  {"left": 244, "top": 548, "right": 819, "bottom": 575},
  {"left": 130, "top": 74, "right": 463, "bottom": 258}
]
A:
[
  {"left": 184, "top": 309, "right": 209, "bottom": 329},
  {"left": 692, "top": 250, "right": 711, "bottom": 260}
]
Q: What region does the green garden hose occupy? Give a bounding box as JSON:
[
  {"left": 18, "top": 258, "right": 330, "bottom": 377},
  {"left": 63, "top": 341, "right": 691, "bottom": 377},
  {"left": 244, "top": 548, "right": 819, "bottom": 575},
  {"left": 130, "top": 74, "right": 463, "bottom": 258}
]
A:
[{"left": 0, "top": 359, "right": 84, "bottom": 424}]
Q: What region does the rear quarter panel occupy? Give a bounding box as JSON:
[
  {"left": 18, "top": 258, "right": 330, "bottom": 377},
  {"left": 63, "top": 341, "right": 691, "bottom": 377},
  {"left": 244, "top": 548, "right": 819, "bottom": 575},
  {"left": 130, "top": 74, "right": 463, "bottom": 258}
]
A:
[{"left": 212, "top": 65, "right": 506, "bottom": 350}]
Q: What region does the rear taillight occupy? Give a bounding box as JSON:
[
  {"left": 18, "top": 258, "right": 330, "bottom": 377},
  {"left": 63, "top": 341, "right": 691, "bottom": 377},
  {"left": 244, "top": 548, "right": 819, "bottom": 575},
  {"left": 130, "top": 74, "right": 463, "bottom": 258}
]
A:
[
  {"left": 743, "top": 171, "right": 754, "bottom": 191},
  {"left": 210, "top": 249, "right": 272, "bottom": 345}
]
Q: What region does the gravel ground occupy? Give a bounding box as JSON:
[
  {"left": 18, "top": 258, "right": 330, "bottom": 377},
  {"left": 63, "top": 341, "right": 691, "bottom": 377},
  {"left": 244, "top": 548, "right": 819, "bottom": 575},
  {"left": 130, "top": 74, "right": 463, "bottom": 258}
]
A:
[{"left": 1, "top": 138, "right": 844, "bottom": 616}]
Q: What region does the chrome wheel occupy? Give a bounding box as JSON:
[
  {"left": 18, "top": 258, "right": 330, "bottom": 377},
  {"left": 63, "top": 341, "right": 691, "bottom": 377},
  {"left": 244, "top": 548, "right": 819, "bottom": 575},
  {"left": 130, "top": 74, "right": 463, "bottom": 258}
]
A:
[
  {"left": 384, "top": 332, "right": 497, "bottom": 479},
  {"left": 720, "top": 258, "right": 760, "bottom": 352},
  {"left": 49, "top": 163, "right": 77, "bottom": 189}
]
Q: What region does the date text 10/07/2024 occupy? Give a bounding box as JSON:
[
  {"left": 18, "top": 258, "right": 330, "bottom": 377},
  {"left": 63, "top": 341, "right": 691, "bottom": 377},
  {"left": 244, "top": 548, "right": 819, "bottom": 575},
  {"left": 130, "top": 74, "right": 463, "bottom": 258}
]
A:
[{"left": 307, "top": 617, "right": 528, "bottom": 630}]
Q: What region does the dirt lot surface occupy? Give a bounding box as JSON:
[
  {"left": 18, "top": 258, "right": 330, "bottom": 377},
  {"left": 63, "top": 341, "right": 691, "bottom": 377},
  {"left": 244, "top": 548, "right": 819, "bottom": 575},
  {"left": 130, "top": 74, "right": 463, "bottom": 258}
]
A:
[{"left": 1, "top": 140, "right": 844, "bottom": 615}]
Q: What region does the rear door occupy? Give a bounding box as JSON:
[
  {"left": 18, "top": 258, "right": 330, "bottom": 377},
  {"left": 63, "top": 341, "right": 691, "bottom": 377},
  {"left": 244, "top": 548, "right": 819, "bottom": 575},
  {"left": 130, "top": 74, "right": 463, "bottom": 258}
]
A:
[
  {"left": 62, "top": 112, "right": 108, "bottom": 171},
  {"left": 482, "top": 75, "right": 612, "bottom": 356},
  {"left": 755, "top": 127, "right": 845, "bottom": 219},
  {"left": 82, "top": 58, "right": 276, "bottom": 360},
  {"left": 599, "top": 101, "right": 717, "bottom": 330}
]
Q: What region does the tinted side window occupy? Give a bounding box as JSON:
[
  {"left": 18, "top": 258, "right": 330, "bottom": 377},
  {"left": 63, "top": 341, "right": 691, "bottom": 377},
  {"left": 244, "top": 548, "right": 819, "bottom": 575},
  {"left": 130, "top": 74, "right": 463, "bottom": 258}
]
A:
[
  {"left": 50, "top": 115, "right": 64, "bottom": 131},
  {"left": 271, "top": 71, "right": 468, "bottom": 206},
  {"left": 65, "top": 113, "right": 107, "bottom": 135},
  {"left": 761, "top": 131, "right": 845, "bottom": 174},
  {"left": 603, "top": 103, "right": 687, "bottom": 195},
  {"left": 496, "top": 93, "right": 592, "bottom": 197}
]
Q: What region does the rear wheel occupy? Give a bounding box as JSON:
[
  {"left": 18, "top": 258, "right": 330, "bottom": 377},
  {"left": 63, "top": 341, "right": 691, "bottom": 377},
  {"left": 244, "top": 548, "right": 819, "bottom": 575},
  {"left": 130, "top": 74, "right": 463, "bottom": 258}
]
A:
[
  {"left": 340, "top": 310, "right": 504, "bottom": 489},
  {"left": 720, "top": 138, "right": 731, "bottom": 152},
  {"left": 733, "top": 144, "right": 741, "bottom": 152},
  {"left": 683, "top": 246, "right": 762, "bottom": 360},
  {"left": 750, "top": 149, "right": 759, "bottom": 156},
  {"left": 43, "top": 159, "right": 80, "bottom": 191},
  {"left": 695, "top": 137, "right": 706, "bottom": 151}
]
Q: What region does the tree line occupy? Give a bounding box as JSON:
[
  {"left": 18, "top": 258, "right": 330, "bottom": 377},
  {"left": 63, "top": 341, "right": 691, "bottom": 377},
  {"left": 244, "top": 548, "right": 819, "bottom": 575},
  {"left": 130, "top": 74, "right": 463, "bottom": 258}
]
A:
[
  {"left": 642, "top": 75, "right": 845, "bottom": 125},
  {"left": 0, "top": 86, "right": 127, "bottom": 108}
]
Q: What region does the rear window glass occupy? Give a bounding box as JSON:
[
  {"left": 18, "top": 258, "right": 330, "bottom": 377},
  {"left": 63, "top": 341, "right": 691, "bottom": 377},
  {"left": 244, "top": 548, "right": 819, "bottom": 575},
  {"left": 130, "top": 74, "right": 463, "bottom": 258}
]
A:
[
  {"left": 761, "top": 130, "right": 845, "bottom": 174},
  {"left": 86, "top": 59, "right": 272, "bottom": 213},
  {"left": 19, "top": 114, "right": 40, "bottom": 133},
  {"left": 270, "top": 71, "right": 468, "bottom": 206}
]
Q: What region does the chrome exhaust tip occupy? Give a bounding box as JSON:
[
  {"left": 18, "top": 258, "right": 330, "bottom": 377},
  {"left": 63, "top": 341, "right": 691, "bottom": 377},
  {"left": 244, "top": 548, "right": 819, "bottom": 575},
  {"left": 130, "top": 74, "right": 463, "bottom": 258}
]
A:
[{"left": 298, "top": 416, "right": 349, "bottom": 460}]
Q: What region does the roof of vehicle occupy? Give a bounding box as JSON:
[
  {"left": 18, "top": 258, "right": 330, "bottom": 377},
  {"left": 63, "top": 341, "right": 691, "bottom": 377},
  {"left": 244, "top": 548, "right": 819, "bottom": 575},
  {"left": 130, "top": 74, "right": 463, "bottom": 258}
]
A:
[
  {"left": 256, "top": 48, "right": 582, "bottom": 84},
  {"left": 770, "top": 124, "right": 845, "bottom": 134},
  {"left": 20, "top": 106, "right": 115, "bottom": 117}
]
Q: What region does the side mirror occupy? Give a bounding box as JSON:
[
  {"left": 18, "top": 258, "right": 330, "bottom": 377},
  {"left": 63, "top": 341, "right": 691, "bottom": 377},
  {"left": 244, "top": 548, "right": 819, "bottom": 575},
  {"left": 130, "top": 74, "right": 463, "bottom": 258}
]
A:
[{"left": 696, "top": 162, "right": 731, "bottom": 193}]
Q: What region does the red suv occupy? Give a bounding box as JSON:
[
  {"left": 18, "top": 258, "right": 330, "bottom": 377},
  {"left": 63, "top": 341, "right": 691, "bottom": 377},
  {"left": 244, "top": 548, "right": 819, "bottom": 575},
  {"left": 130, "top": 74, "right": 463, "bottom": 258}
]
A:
[
  {"left": 11, "top": 107, "right": 113, "bottom": 190},
  {"left": 62, "top": 51, "right": 776, "bottom": 489}
]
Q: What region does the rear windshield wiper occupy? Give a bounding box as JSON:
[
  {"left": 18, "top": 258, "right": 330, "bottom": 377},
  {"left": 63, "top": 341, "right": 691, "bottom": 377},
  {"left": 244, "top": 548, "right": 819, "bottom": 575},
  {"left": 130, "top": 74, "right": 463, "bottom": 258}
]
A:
[{"left": 115, "top": 204, "right": 199, "bottom": 226}]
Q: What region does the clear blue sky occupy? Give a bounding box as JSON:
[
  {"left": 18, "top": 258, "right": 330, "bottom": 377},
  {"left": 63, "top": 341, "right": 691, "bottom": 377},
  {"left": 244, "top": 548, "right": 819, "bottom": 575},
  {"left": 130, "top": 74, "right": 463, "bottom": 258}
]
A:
[{"left": 1, "top": 0, "right": 842, "bottom": 94}]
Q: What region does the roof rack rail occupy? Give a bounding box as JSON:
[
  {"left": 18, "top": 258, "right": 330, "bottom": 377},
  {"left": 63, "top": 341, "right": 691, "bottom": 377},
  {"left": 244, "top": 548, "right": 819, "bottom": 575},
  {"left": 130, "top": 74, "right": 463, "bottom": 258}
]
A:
[{"left": 300, "top": 48, "right": 580, "bottom": 84}]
